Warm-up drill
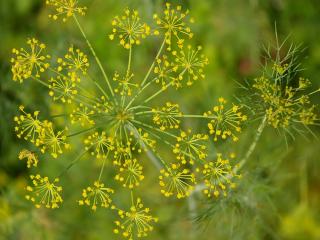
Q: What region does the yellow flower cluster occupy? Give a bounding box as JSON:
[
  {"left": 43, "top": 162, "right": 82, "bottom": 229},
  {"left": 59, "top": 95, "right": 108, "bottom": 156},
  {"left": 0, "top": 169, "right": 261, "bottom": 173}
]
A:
[
  {"left": 25, "top": 174, "right": 63, "bottom": 209},
  {"left": 153, "top": 3, "right": 194, "bottom": 50},
  {"left": 18, "top": 149, "right": 39, "bottom": 168},
  {"left": 204, "top": 98, "right": 247, "bottom": 142},
  {"left": 152, "top": 102, "right": 182, "bottom": 130},
  {"left": 114, "top": 197, "right": 158, "bottom": 239},
  {"left": 112, "top": 140, "right": 133, "bottom": 165},
  {"left": 84, "top": 131, "right": 114, "bottom": 159},
  {"left": 253, "top": 75, "right": 319, "bottom": 129},
  {"left": 46, "top": 0, "right": 87, "bottom": 22},
  {"left": 159, "top": 163, "right": 195, "bottom": 198},
  {"left": 115, "top": 159, "right": 144, "bottom": 189},
  {"left": 173, "top": 130, "right": 208, "bottom": 165},
  {"left": 198, "top": 153, "right": 240, "bottom": 198},
  {"left": 172, "top": 45, "right": 209, "bottom": 87},
  {"left": 109, "top": 9, "right": 150, "bottom": 49},
  {"left": 49, "top": 73, "right": 78, "bottom": 103},
  {"left": 58, "top": 46, "right": 89, "bottom": 74},
  {"left": 70, "top": 103, "right": 95, "bottom": 126},
  {"left": 11, "top": 38, "right": 50, "bottom": 83},
  {"left": 154, "top": 55, "right": 178, "bottom": 89},
  {"left": 10, "top": 3, "right": 246, "bottom": 239},
  {"left": 113, "top": 72, "right": 138, "bottom": 96},
  {"left": 14, "top": 106, "right": 69, "bottom": 158},
  {"left": 78, "top": 181, "right": 114, "bottom": 211}
]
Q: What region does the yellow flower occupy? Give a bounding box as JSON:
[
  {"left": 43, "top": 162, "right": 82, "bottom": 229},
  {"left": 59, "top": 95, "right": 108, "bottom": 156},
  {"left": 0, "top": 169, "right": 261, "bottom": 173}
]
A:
[
  {"left": 115, "top": 159, "right": 144, "bottom": 189},
  {"left": 78, "top": 181, "right": 114, "bottom": 211},
  {"left": 18, "top": 149, "right": 39, "bottom": 168},
  {"left": 198, "top": 153, "right": 240, "bottom": 198},
  {"left": 131, "top": 128, "right": 156, "bottom": 152},
  {"left": 113, "top": 72, "right": 138, "bottom": 96},
  {"left": 70, "top": 103, "right": 95, "bottom": 126},
  {"left": 11, "top": 38, "right": 50, "bottom": 83},
  {"left": 204, "top": 98, "right": 247, "bottom": 142},
  {"left": 159, "top": 163, "right": 195, "bottom": 199},
  {"left": 113, "top": 140, "right": 133, "bottom": 165},
  {"left": 39, "top": 121, "right": 70, "bottom": 158},
  {"left": 172, "top": 45, "right": 208, "bottom": 87},
  {"left": 14, "top": 105, "right": 43, "bottom": 144},
  {"left": 84, "top": 131, "right": 114, "bottom": 159},
  {"left": 93, "top": 95, "right": 113, "bottom": 114},
  {"left": 109, "top": 8, "right": 150, "bottom": 49},
  {"left": 253, "top": 76, "right": 319, "bottom": 129},
  {"left": 48, "top": 73, "right": 78, "bottom": 103},
  {"left": 46, "top": 0, "right": 87, "bottom": 22},
  {"left": 113, "top": 196, "right": 158, "bottom": 239},
  {"left": 153, "top": 55, "right": 178, "bottom": 89},
  {"left": 25, "top": 174, "right": 63, "bottom": 209},
  {"left": 173, "top": 129, "right": 208, "bottom": 165},
  {"left": 57, "top": 46, "right": 89, "bottom": 75},
  {"left": 153, "top": 3, "right": 193, "bottom": 50},
  {"left": 152, "top": 102, "right": 182, "bottom": 130}
]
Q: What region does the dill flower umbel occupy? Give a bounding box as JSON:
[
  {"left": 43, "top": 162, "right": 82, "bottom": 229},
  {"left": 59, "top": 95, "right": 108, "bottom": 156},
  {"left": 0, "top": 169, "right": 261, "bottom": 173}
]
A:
[
  {"left": 8, "top": 2, "right": 247, "bottom": 238},
  {"left": 173, "top": 45, "right": 209, "bottom": 87},
  {"left": 152, "top": 102, "right": 182, "bottom": 130},
  {"left": 11, "top": 38, "right": 50, "bottom": 83},
  {"left": 39, "top": 121, "right": 70, "bottom": 158},
  {"left": 58, "top": 46, "right": 89, "bottom": 74},
  {"left": 173, "top": 130, "right": 208, "bottom": 165},
  {"left": 25, "top": 174, "right": 63, "bottom": 209},
  {"left": 159, "top": 163, "right": 196, "bottom": 199},
  {"left": 114, "top": 196, "right": 158, "bottom": 239},
  {"left": 243, "top": 42, "right": 320, "bottom": 134},
  {"left": 198, "top": 153, "right": 240, "bottom": 198},
  {"left": 115, "top": 159, "right": 144, "bottom": 189},
  {"left": 153, "top": 3, "right": 194, "bottom": 50},
  {"left": 70, "top": 103, "right": 95, "bottom": 126},
  {"left": 109, "top": 8, "right": 150, "bottom": 49},
  {"left": 78, "top": 181, "right": 114, "bottom": 211},
  {"left": 204, "top": 98, "right": 247, "bottom": 142},
  {"left": 14, "top": 106, "right": 42, "bottom": 144},
  {"left": 84, "top": 131, "right": 114, "bottom": 159},
  {"left": 18, "top": 149, "right": 39, "bottom": 168},
  {"left": 46, "top": 0, "right": 87, "bottom": 22},
  {"left": 253, "top": 75, "right": 319, "bottom": 129}
]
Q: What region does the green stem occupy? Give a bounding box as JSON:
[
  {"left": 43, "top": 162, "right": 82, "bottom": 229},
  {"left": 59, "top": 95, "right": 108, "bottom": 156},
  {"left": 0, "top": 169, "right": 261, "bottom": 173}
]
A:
[
  {"left": 125, "top": 77, "right": 158, "bottom": 111},
  {"left": 98, "top": 152, "right": 109, "bottom": 181},
  {"left": 58, "top": 149, "right": 89, "bottom": 178},
  {"left": 235, "top": 115, "right": 267, "bottom": 171},
  {"left": 131, "top": 119, "right": 177, "bottom": 139},
  {"left": 126, "top": 45, "right": 132, "bottom": 77},
  {"left": 126, "top": 123, "right": 164, "bottom": 169},
  {"left": 73, "top": 15, "right": 115, "bottom": 98},
  {"left": 140, "top": 38, "right": 166, "bottom": 87},
  {"left": 67, "top": 126, "right": 97, "bottom": 138},
  {"left": 144, "top": 82, "right": 172, "bottom": 103}
]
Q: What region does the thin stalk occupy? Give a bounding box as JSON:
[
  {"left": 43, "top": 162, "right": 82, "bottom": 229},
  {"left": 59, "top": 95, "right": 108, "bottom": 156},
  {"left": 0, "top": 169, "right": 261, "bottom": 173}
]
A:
[
  {"left": 58, "top": 148, "right": 89, "bottom": 178},
  {"left": 67, "top": 125, "right": 98, "bottom": 138},
  {"left": 73, "top": 15, "right": 115, "bottom": 98},
  {"left": 144, "top": 82, "right": 172, "bottom": 103},
  {"left": 98, "top": 152, "right": 109, "bottom": 181},
  {"left": 235, "top": 115, "right": 267, "bottom": 171},
  {"left": 140, "top": 38, "right": 166, "bottom": 87},
  {"left": 126, "top": 123, "right": 163, "bottom": 170},
  {"left": 126, "top": 45, "right": 132, "bottom": 77},
  {"left": 125, "top": 77, "right": 158, "bottom": 110}
]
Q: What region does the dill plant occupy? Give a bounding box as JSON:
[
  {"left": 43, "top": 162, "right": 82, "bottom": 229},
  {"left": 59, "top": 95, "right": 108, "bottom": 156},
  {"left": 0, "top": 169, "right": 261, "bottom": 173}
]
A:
[{"left": 9, "top": 1, "right": 320, "bottom": 239}]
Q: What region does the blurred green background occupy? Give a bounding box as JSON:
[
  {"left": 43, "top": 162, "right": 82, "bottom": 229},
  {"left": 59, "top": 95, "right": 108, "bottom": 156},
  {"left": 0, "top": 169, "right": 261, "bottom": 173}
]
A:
[{"left": 0, "top": 0, "right": 320, "bottom": 239}]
